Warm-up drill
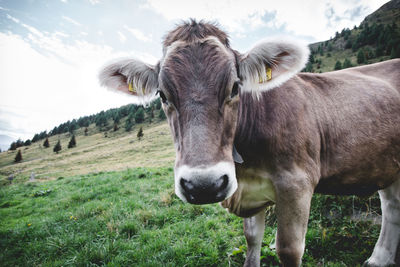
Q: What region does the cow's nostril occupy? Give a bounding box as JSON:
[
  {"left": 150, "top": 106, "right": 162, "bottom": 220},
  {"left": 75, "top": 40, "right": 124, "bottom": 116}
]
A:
[
  {"left": 216, "top": 174, "right": 229, "bottom": 191},
  {"left": 180, "top": 178, "right": 194, "bottom": 193}
]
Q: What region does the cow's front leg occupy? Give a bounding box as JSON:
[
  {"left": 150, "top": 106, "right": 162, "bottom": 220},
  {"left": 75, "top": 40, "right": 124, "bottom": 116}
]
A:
[
  {"left": 243, "top": 209, "right": 266, "bottom": 267},
  {"left": 274, "top": 176, "right": 314, "bottom": 267}
]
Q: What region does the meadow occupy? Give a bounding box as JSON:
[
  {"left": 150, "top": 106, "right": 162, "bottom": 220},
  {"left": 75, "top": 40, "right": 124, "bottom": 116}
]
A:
[
  {"left": 0, "top": 166, "right": 384, "bottom": 266},
  {"left": 0, "top": 120, "right": 387, "bottom": 266}
]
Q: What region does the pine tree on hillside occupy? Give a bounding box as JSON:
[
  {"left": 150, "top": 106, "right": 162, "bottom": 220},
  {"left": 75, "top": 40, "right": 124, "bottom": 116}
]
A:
[
  {"left": 14, "top": 150, "right": 22, "bottom": 163},
  {"left": 43, "top": 138, "right": 50, "bottom": 148},
  {"left": 391, "top": 44, "right": 400, "bottom": 59},
  {"left": 9, "top": 142, "right": 17, "bottom": 151},
  {"left": 137, "top": 127, "right": 143, "bottom": 140},
  {"left": 357, "top": 49, "right": 365, "bottom": 64},
  {"left": 343, "top": 58, "right": 353, "bottom": 69},
  {"left": 155, "top": 98, "right": 162, "bottom": 110},
  {"left": 125, "top": 120, "right": 133, "bottom": 132},
  {"left": 53, "top": 140, "right": 61, "bottom": 154},
  {"left": 135, "top": 108, "right": 145, "bottom": 123},
  {"left": 68, "top": 135, "right": 76, "bottom": 148},
  {"left": 159, "top": 109, "right": 166, "bottom": 120},
  {"left": 334, "top": 60, "right": 342, "bottom": 70}
]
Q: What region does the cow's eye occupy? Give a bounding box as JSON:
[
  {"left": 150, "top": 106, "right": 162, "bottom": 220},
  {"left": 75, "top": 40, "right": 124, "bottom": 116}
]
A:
[
  {"left": 230, "top": 82, "right": 240, "bottom": 98},
  {"left": 158, "top": 90, "right": 168, "bottom": 104}
]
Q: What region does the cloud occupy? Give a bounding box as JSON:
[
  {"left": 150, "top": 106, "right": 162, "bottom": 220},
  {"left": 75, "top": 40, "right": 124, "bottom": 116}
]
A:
[
  {"left": 0, "top": 26, "right": 156, "bottom": 141},
  {"left": 123, "top": 25, "right": 152, "bottom": 42},
  {"left": 117, "top": 31, "right": 127, "bottom": 43},
  {"left": 62, "top": 15, "right": 82, "bottom": 26},
  {"left": 6, "top": 14, "right": 19, "bottom": 23},
  {"left": 144, "top": 0, "right": 389, "bottom": 41},
  {"left": 88, "top": 0, "right": 100, "bottom": 5}
]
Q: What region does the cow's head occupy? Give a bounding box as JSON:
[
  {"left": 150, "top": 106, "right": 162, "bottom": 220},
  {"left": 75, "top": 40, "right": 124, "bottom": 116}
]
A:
[{"left": 99, "top": 20, "right": 308, "bottom": 205}]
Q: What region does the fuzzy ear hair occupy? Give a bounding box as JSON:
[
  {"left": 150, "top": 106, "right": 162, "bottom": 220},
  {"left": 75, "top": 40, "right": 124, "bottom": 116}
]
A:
[
  {"left": 98, "top": 58, "right": 159, "bottom": 104},
  {"left": 239, "top": 38, "right": 309, "bottom": 93}
]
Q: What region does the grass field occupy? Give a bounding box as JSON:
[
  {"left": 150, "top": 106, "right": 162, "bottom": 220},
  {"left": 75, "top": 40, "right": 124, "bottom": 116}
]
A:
[
  {"left": 0, "top": 119, "right": 386, "bottom": 266},
  {"left": 0, "top": 121, "right": 175, "bottom": 184},
  {"left": 0, "top": 166, "right": 382, "bottom": 266}
]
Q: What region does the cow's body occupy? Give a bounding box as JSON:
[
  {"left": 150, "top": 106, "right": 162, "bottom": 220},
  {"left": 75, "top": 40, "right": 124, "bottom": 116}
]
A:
[
  {"left": 99, "top": 21, "right": 400, "bottom": 267},
  {"left": 223, "top": 60, "right": 400, "bottom": 217}
]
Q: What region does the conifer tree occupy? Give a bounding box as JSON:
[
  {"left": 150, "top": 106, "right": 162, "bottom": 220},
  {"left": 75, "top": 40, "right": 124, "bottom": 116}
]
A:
[
  {"left": 137, "top": 127, "right": 144, "bottom": 140},
  {"left": 125, "top": 120, "right": 133, "bottom": 132},
  {"left": 9, "top": 142, "right": 17, "bottom": 151},
  {"left": 43, "top": 138, "right": 50, "bottom": 148},
  {"left": 14, "top": 150, "right": 22, "bottom": 163},
  {"left": 135, "top": 108, "right": 145, "bottom": 123},
  {"left": 159, "top": 109, "right": 166, "bottom": 120},
  {"left": 357, "top": 49, "right": 365, "bottom": 64},
  {"left": 343, "top": 58, "right": 353, "bottom": 69},
  {"left": 53, "top": 140, "right": 61, "bottom": 154},
  {"left": 68, "top": 135, "right": 76, "bottom": 148},
  {"left": 334, "top": 60, "right": 342, "bottom": 70}
]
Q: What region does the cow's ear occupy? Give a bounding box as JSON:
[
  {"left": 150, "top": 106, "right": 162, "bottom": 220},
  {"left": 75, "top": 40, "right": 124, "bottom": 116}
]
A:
[
  {"left": 99, "top": 58, "right": 159, "bottom": 104},
  {"left": 238, "top": 39, "right": 309, "bottom": 93}
]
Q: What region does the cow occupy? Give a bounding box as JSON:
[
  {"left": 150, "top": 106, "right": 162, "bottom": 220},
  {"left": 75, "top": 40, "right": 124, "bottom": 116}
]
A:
[{"left": 99, "top": 20, "right": 400, "bottom": 267}]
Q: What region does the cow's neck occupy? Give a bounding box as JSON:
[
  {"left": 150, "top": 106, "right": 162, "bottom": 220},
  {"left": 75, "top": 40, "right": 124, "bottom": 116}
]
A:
[{"left": 234, "top": 79, "right": 302, "bottom": 169}]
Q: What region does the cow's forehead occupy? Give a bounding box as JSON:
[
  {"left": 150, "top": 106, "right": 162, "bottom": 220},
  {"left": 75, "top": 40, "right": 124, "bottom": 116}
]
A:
[
  {"left": 158, "top": 36, "right": 237, "bottom": 101},
  {"left": 160, "top": 36, "right": 234, "bottom": 69}
]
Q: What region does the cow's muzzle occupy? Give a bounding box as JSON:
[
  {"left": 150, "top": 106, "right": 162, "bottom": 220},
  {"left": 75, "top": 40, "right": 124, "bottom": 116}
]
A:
[{"left": 174, "top": 162, "right": 237, "bottom": 204}]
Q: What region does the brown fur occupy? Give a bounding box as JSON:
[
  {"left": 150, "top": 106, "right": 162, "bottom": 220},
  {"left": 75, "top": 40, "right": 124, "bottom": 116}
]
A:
[
  {"left": 158, "top": 21, "right": 400, "bottom": 266},
  {"left": 99, "top": 20, "right": 400, "bottom": 266}
]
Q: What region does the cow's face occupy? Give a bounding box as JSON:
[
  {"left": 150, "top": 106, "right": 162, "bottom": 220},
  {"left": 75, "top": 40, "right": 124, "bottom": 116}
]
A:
[
  {"left": 99, "top": 21, "right": 309, "bottom": 205},
  {"left": 158, "top": 37, "right": 240, "bottom": 204}
]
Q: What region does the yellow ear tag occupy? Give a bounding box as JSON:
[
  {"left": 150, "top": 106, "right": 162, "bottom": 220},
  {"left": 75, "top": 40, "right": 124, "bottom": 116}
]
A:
[
  {"left": 266, "top": 66, "right": 272, "bottom": 81},
  {"left": 258, "top": 65, "right": 272, "bottom": 83},
  {"left": 128, "top": 82, "right": 136, "bottom": 93}
]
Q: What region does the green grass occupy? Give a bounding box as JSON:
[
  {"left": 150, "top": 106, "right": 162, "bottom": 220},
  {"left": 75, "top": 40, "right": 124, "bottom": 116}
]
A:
[{"left": 0, "top": 167, "right": 381, "bottom": 266}]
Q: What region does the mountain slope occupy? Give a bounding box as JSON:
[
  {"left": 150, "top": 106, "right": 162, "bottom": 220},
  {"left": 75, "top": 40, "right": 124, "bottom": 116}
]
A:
[{"left": 307, "top": 0, "right": 400, "bottom": 73}]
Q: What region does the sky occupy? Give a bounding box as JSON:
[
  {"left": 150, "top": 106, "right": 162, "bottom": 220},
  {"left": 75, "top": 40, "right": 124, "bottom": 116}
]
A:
[{"left": 0, "top": 0, "right": 389, "bottom": 150}]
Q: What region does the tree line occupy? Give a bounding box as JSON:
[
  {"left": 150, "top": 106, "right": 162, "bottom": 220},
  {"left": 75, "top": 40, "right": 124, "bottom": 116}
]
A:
[
  {"left": 9, "top": 98, "right": 165, "bottom": 151},
  {"left": 304, "top": 21, "right": 400, "bottom": 73}
]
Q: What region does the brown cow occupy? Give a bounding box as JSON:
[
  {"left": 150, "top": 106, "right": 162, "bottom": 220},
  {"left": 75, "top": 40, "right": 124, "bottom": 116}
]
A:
[{"left": 99, "top": 20, "right": 400, "bottom": 267}]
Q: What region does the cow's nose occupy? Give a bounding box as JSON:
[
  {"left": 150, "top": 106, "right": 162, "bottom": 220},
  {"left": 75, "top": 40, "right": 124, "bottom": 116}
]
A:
[
  {"left": 174, "top": 162, "right": 237, "bottom": 204},
  {"left": 180, "top": 174, "right": 230, "bottom": 204}
]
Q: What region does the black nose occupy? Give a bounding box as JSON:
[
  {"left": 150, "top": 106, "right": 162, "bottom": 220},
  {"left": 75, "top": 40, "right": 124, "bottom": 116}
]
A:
[{"left": 180, "top": 174, "right": 229, "bottom": 204}]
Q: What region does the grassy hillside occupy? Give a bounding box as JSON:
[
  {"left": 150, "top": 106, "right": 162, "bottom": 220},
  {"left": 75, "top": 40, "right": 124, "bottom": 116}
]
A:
[
  {"left": 1, "top": 2, "right": 399, "bottom": 266},
  {"left": 307, "top": 0, "right": 400, "bottom": 72},
  {"left": 0, "top": 121, "right": 174, "bottom": 184},
  {"left": 0, "top": 168, "right": 382, "bottom": 266}
]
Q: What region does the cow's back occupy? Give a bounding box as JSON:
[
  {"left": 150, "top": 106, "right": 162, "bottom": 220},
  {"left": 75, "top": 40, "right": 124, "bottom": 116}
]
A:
[{"left": 296, "top": 60, "right": 400, "bottom": 195}]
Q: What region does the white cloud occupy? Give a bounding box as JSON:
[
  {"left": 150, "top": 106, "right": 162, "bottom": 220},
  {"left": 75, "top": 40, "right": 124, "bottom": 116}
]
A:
[
  {"left": 6, "top": 14, "right": 20, "bottom": 23},
  {"left": 145, "top": 0, "right": 389, "bottom": 41},
  {"left": 123, "top": 25, "right": 152, "bottom": 42},
  {"left": 60, "top": 0, "right": 68, "bottom": 3},
  {"left": 0, "top": 27, "right": 156, "bottom": 141},
  {"left": 62, "top": 15, "right": 82, "bottom": 26},
  {"left": 117, "top": 31, "right": 127, "bottom": 43},
  {"left": 88, "top": 0, "right": 100, "bottom": 5},
  {"left": 54, "top": 31, "right": 69, "bottom": 38}
]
